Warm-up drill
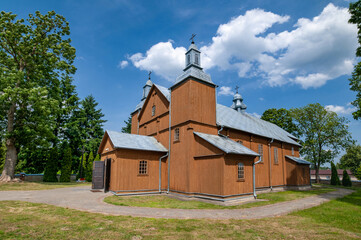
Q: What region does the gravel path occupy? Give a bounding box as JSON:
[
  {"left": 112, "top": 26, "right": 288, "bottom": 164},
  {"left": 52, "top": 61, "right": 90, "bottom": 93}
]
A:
[{"left": 0, "top": 186, "right": 353, "bottom": 220}]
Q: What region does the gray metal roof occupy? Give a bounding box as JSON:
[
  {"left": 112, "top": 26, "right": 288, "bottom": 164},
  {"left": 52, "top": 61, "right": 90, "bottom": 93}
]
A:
[
  {"left": 194, "top": 132, "right": 259, "bottom": 156},
  {"left": 173, "top": 67, "right": 215, "bottom": 88},
  {"left": 106, "top": 130, "right": 168, "bottom": 152},
  {"left": 133, "top": 84, "right": 170, "bottom": 113},
  {"left": 286, "top": 155, "right": 311, "bottom": 165},
  {"left": 216, "top": 104, "right": 301, "bottom": 146}
]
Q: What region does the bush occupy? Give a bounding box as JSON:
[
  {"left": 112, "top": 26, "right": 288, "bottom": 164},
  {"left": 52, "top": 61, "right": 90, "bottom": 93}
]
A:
[
  {"left": 342, "top": 169, "right": 352, "bottom": 187},
  {"left": 77, "top": 153, "right": 87, "bottom": 179},
  {"left": 330, "top": 161, "right": 340, "bottom": 185},
  {"left": 43, "top": 148, "right": 59, "bottom": 182},
  {"left": 85, "top": 152, "right": 94, "bottom": 182},
  {"left": 60, "top": 147, "right": 72, "bottom": 182}
]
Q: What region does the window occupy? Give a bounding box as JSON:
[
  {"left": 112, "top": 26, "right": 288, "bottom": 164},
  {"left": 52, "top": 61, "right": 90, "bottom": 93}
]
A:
[
  {"left": 238, "top": 162, "right": 245, "bottom": 180},
  {"left": 152, "top": 105, "right": 156, "bottom": 116},
  {"left": 138, "top": 161, "right": 148, "bottom": 175},
  {"left": 237, "top": 140, "right": 243, "bottom": 145},
  {"left": 195, "top": 54, "right": 199, "bottom": 65},
  {"left": 174, "top": 128, "right": 179, "bottom": 141},
  {"left": 187, "top": 54, "right": 190, "bottom": 65},
  {"left": 258, "top": 144, "right": 263, "bottom": 162},
  {"left": 274, "top": 147, "right": 278, "bottom": 164},
  {"left": 292, "top": 147, "right": 294, "bottom": 156}
]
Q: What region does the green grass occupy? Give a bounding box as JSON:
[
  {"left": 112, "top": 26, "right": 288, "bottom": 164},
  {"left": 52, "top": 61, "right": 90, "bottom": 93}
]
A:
[
  {"left": 0, "top": 188, "right": 360, "bottom": 239},
  {"left": 104, "top": 187, "right": 335, "bottom": 209},
  {"left": 0, "top": 181, "right": 91, "bottom": 191}
]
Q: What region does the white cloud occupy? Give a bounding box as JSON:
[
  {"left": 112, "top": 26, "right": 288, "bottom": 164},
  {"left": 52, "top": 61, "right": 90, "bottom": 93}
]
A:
[
  {"left": 218, "top": 86, "right": 234, "bottom": 96},
  {"left": 325, "top": 104, "right": 356, "bottom": 115},
  {"left": 129, "top": 41, "right": 186, "bottom": 81},
  {"left": 128, "top": 4, "right": 357, "bottom": 88},
  {"left": 118, "top": 60, "right": 129, "bottom": 69},
  {"left": 259, "top": 97, "right": 264, "bottom": 101},
  {"left": 249, "top": 112, "right": 261, "bottom": 118}
]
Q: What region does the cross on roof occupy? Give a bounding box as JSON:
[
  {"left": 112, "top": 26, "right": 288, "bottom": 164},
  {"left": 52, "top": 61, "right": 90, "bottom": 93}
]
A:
[
  {"left": 235, "top": 85, "right": 239, "bottom": 93},
  {"left": 148, "top": 71, "right": 152, "bottom": 80},
  {"left": 189, "top": 34, "right": 196, "bottom": 43}
]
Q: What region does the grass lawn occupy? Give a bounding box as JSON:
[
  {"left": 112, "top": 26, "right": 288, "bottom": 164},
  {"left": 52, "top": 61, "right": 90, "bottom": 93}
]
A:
[
  {"left": 104, "top": 186, "right": 335, "bottom": 209},
  {"left": 0, "top": 187, "right": 360, "bottom": 239},
  {"left": 0, "top": 181, "right": 91, "bottom": 191}
]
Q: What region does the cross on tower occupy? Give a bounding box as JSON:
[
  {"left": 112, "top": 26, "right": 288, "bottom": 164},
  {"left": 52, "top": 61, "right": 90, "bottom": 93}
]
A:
[
  {"left": 189, "top": 34, "right": 196, "bottom": 43},
  {"left": 148, "top": 71, "right": 152, "bottom": 80},
  {"left": 235, "top": 85, "right": 239, "bottom": 93}
]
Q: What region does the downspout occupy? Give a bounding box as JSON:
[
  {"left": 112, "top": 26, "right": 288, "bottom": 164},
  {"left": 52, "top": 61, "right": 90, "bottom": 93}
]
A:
[
  {"left": 137, "top": 109, "right": 140, "bottom": 134},
  {"left": 167, "top": 91, "right": 172, "bottom": 193},
  {"left": 253, "top": 158, "right": 262, "bottom": 199},
  {"left": 268, "top": 138, "right": 274, "bottom": 190},
  {"left": 218, "top": 125, "right": 227, "bottom": 138},
  {"left": 159, "top": 153, "right": 168, "bottom": 193}
]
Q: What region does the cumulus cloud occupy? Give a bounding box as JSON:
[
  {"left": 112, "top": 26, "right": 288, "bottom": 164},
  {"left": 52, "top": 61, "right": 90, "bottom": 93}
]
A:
[
  {"left": 118, "top": 60, "right": 129, "bottom": 69},
  {"left": 129, "top": 41, "right": 186, "bottom": 81},
  {"left": 325, "top": 104, "right": 356, "bottom": 115},
  {"left": 218, "top": 86, "right": 234, "bottom": 96},
  {"left": 128, "top": 4, "right": 357, "bottom": 88},
  {"left": 249, "top": 112, "right": 261, "bottom": 118}
]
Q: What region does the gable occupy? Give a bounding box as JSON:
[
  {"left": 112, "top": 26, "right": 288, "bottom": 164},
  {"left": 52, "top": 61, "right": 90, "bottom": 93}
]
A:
[
  {"left": 138, "top": 85, "right": 169, "bottom": 125},
  {"left": 98, "top": 132, "right": 115, "bottom": 154}
]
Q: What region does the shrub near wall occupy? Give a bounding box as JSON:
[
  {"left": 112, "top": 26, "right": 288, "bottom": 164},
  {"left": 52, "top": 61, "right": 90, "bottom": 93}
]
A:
[
  {"left": 60, "top": 147, "right": 72, "bottom": 182},
  {"left": 43, "top": 148, "right": 59, "bottom": 182},
  {"left": 342, "top": 169, "right": 352, "bottom": 187},
  {"left": 330, "top": 162, "right": 340, "bottom": 185}
]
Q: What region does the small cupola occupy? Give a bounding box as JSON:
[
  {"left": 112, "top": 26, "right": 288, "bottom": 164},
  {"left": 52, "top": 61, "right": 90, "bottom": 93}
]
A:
[
  {"left": 184, "top": 35, "right": 202, "bottom": 71},
  {"left": 141, "top": 71, "right": 153, "bottom": 100},
  {"left": 231, "top": 86, "right": 247, "bottom": 112}
]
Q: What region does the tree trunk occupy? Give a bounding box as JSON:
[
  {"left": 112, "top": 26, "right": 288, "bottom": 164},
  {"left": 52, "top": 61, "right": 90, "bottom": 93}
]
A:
[
  {"left": 315, "top": 166, "right": 320, "bottom": 184},
  {"left": 0, "top": 103, "right": 17, "bottom": 182}
]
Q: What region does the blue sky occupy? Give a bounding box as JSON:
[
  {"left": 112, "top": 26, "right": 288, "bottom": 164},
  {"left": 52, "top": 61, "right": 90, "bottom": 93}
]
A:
[{"left": 3, "top": 0, "right": 361, "bottom": 160}]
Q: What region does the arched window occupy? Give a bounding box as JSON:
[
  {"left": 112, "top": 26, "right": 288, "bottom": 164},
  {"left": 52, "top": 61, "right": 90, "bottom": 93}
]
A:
[
  {"left": 238, "top": 162, "right": 244, "bottom": 180},
  {"left": 195, "top": 54, "right": 199, "bottom": 65},
  {"left": 187, "top": 54, "right": 191, "bottom": 65}
]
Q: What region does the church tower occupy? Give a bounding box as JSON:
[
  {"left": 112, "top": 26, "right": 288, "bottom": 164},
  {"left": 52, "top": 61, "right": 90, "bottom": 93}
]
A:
[{"left": 231, "top": 87, "right": 247, "bottom": 112}]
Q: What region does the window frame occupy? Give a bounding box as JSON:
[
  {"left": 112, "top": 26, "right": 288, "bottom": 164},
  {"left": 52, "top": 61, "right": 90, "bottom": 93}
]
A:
[
  {"left": 174, "top": 128, "right": 180, "bottom": 142},
  {"left": 292, "top": 147, "right": 294, "bottom": 156},
  {"left": 274, "top": 147, "right": 279, "bottom": 164},
  {"left": 195, "top": 53, "right": 199, "bottom": 65},
  {"left": 138, "top": 160, "right": 148, "bottom": 175},
  {"left": 237, "top": 162, "right": 245, "bottom": 181},
  {"left": 151, "top": 105, "right": 156, "bottom": 117},
  {"left": 258, "top": 144, "right": 263, "bottom": 162}
]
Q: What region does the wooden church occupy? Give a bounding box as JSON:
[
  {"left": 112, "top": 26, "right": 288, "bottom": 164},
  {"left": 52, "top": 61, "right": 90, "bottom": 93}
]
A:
[{"left": 97, "top": 40, "right": 311, "bottom": 201}]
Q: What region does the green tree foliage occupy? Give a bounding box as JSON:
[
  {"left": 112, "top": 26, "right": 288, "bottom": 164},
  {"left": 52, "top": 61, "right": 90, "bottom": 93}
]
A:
[
  {"left": 349, "top": 1, "right": 361, "bottom": 120},
  {"left": 85, "top": 151, "right": 94, "bottom": 182},
  {"left": 77, "top": 152, "right": 87, "bottom": 179},
  {"left": 330, "top": 161, "right": 341, "bottom": 185},
  {"left": 43, "top": 148, "right": 59, "bottom": 182},
  {"left": 121, "top": 117, "right": 132, "bottom": 133},
  {"left": 60, "top": 146, "right": 72, "bottom": 182},
  {"left": 339, "top": 144, "right": 361, "bottom": 174},
  {"left": 0, "top": 11, "right": 76, "bottom": 181},
  {"left": 291, "top": 103, "right": 352, "bottom": 183},
  {"left": 94, "top": 154, "right": 100, "bottom": 162},
  {"left": 342, "top": 169, "right": 352, "bottom": 187},
  {"left": 356, "top": 165, "right": 361, "bottom": 180},
  {"left": 261, "top": 108, "right": 299, "bottom": 137}
]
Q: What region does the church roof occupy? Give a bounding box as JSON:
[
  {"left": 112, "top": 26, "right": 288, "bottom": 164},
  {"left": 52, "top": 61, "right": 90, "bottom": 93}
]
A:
[
  {"left": 285, "top": 155, "right": 311, "bottom": 165},
  {"left": 194, "top": 132, "right": 259, "bottom": 156},
  {"left": 172, "top": 67, "right": 215, "bottom": 89},
  {"left": 216, "top": 104, "right": 301, "bottom": 146},
  {"left": 106, "top": 130, "right": 168, "bottom": 152},
  {"left": 133, "top": 84, "right": 171, "bottom": 113}
]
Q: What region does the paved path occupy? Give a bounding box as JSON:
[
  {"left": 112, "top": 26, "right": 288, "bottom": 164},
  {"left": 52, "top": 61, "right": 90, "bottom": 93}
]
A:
[{"left": 0, "top": 186, "right": 353, "bottom": 220}]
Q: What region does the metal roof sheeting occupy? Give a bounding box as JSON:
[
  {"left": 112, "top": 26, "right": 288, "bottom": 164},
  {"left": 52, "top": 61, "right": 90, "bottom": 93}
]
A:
[
  {"left": 133, "top": 84, "right": 170, "bottom": 113},
  {"left": 286, "top": 155, "right": 311, "bottom": 165},
  {"left": 194, "top": 132, "right": 259, "bottom": 156},
  {"left": 107, "top": 130, "right": 168, "bottom": 152},
  {"left": 173, "top": 67, "right": 214, "bottom": 88},
  {"left": 216, "top": 104, "right": 301, "bottom": 146}
]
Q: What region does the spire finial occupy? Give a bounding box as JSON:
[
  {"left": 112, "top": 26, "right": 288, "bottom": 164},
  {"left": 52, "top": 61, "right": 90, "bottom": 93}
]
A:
[
  {"left": 189, "top": 33, "right": 196, "bottom": 44},
  {"left": 235, "top": 85, "right": 239, "bottom": 94},
  {"left": 148, "top": 71, "right": 152, "bottom": 80}
]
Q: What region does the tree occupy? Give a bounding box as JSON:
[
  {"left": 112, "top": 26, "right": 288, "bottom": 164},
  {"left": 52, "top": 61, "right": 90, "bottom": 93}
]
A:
[
  {"left": 0, "top": 11, "right": 76, "bottom": 181},
  {"left": 60, "top": 146, "right": 72, "bottom": 182},
  {"left": 349, "top": 1, "right": 361, "bottom": 120},
  {"left": 339, "top": 144, "right": 361, "bottom": 174},
  {"left": 43, "top": 147, "right": 58, "bottom": 182},
  {"left": 356, "top": 164, "right": 361, "bottom": 180},
  {"left": 291, "top": 103, "right": 352, "bottom": 183},
  {"left": 261, "top": 108, "right": 299, "bottom": 137},
  {"left": 77, "top": 152, "right": 87, "bottom": 179},
  {"left": 342, "top": 169, "right": 352, "bottom": 187},
  {"left": 121, "top": 117, "right": 132, "bottom": 133},
  {"left": 85, "top": 151, "right": 94, "bottom": 182},
  {"left": 330, "top": 161, "right": 340, "bottom": 185}
]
